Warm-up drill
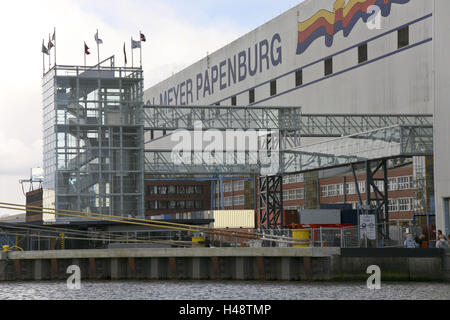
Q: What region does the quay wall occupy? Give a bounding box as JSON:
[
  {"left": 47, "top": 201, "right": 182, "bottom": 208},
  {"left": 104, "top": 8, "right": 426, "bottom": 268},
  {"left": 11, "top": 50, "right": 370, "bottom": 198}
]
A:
[{"left": 0, "top": 248, "right": 448, "bottom": 282}]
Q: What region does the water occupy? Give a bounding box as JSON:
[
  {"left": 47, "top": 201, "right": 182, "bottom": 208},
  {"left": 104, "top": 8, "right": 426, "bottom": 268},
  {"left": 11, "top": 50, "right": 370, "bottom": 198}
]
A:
[{"left": 0, "top": 281, "right": 449, "bottom": 300}]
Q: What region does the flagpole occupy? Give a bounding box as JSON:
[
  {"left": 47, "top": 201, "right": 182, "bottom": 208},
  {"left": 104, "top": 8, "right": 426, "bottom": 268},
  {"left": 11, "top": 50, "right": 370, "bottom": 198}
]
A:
[
  {"left": 97, "top": 29, "right": 100, "bottom": 68},
  {"left": 84, "top": 42, "right": 86, "bottom": 68},
  {"left": 139, "top": 31, "right": 143, "bottom": 68},
  {"left": 131, "top": 37, "right": 134, "bottom": 68},
  {"left": 42, "top": 39, "right": 45, "bottom": 76},
  {"left": 54, "top": 27, "right": 56, "bottom": 67},
  {"left": 48, "top": 34, "right": 51, "bottom": 70}
]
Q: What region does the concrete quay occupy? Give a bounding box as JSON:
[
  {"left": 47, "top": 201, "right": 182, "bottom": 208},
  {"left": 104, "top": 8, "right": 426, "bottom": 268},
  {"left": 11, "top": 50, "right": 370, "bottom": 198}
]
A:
[{"left": 0, "top": 248, "right": 447, "bottom": 282}]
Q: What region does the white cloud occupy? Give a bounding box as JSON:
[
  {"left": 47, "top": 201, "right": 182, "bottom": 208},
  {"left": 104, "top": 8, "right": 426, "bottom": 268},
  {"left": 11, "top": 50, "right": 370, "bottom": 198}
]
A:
[{"left": 0, "top": 0, "right": 245, "bottom": 213}]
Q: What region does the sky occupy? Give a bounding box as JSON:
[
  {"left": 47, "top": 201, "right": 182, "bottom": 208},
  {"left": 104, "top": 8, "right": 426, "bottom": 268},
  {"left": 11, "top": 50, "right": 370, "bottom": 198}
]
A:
[{"left": 0, "top": 0, "right": 303, "bottom": 216}]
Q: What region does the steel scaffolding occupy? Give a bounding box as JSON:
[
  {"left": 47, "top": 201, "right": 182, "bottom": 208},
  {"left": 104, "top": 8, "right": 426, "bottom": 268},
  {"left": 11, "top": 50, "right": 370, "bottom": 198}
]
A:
[{"left": 42, "top": 56, "right": 145, "bottom": 220}]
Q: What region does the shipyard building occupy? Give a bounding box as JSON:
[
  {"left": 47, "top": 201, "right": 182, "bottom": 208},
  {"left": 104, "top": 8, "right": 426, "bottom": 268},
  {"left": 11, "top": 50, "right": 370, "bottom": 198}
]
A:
[
  {"left": 35, "top": 0, "right": 450, "bottom": 236},
  {"left": 142, "top": 0, "right": 450, "bottom": 234}
]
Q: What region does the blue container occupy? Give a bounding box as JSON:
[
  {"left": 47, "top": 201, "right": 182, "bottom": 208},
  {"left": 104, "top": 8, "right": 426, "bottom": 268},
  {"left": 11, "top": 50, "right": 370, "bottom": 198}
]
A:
[{"left": 341, "top": 210, "right": 358, "bottom": 225}]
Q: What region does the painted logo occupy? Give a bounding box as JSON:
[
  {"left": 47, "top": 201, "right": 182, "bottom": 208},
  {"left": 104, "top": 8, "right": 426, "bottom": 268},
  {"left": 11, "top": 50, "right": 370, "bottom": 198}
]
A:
[{"left": 296, "top": 0, "right": 410, "bottom": 55}]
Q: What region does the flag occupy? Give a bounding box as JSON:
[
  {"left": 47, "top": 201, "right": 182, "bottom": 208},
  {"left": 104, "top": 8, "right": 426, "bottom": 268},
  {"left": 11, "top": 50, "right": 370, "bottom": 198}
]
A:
[
  {"left": 41, "top": 40, "right": 49, "bottom": 55},
  {"left": 140, "top": 32, "right": 146, "bottom": 42},
  {"left": 95, "top": 30, "right": 103, "bottom": 45},
  {"left": 132, "top": 39, "right": 141, "bottom": 49},
  {"left": 52, "top": 29, "right": 56, "bottom": 42},
  {"left": 84, "top": 42, "right": 91, "bottom": 55},
  {"left": 48, "top": 34, "right": 54, "bottom": 51},
  {"left": 123, "top": 42, "right": 127, "bottom": 64}
]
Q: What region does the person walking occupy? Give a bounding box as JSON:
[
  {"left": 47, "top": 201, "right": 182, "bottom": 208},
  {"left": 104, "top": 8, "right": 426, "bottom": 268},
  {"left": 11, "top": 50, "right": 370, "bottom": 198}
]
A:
[
  {"left": 404, "top": 233, "right": 418, "bottom": 248},
  {"left": 418, "top": 234, "right": 429, "bottom": 248},
  {"left": 436, "top": 235, "right": 449, "bottom": 249}
]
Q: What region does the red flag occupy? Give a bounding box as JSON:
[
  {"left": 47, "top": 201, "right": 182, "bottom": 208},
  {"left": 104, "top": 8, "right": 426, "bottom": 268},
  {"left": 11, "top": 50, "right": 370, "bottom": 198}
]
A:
[
  {"left": 84, "top": 42, "right": 90, "bottom": 55},
  {"left": 123, "top": 42, "right": 127, "bottom": 65},
  {"left": 140, "top": 32, "right": 146, "bottom": 42}
]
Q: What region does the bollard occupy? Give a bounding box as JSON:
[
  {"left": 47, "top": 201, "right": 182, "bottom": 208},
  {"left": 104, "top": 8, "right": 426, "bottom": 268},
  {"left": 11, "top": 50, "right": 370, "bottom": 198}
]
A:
[{"left": 59, "top": 233, "right": 65, "bottom": 250}]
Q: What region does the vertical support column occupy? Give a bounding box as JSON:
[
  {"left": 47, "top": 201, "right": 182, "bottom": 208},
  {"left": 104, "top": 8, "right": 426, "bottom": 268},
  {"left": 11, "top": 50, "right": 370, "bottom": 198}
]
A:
[
  {"left": 51, "top": 259, "right": 58, "bottom": 280},
  {"left": 235, "top": 257, "right": 245, "bottom": 280},
  {"left": 128, "top": 257, "right": 136, "bottom": 279},
  {"left": 281, "top": 257, "right": 291, "bottom": 281},
  {"left": 14, "top": 260, "right": 21, "bottom": 281},
  {"left": 256, "top": 257, "right": 265, "bottom": 280},
  {"left": 192, "top": 257, "right": 201, "bottom": 280},
  {"left": 34, "top": 259, "right": 42, "bottom": 281},
  {"left": 303, "top": 257, "right": 313, "bottom": 281},
  {"left": 168, "top": 257, "right": 177, "bottom": 280},
  {"left": 259, "top": 175, "right": 283, "bottom": 229},
  {"left": 150, "top": 258, "right": 159, "bottom": 280},
  {"left": 89, "top": 258, "right": 96, "bottom": 280},
  {"left": 110, "top": 258, "right": 119, "bottom": 280},
  {"left": 211, "top": 257, "right": 220, "bottom": 280}
]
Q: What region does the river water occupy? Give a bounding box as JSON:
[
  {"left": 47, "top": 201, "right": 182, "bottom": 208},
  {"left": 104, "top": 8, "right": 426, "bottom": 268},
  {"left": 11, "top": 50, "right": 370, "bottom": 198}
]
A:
[{"left": 0, "top": 281, "right": 449, "bottom": 300}]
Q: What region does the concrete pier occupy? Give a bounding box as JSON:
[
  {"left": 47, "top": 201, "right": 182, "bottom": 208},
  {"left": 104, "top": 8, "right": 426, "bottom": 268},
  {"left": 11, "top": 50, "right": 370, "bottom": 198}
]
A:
[{"left": 0, "top": 248, "right": 447, "bottom": 282}]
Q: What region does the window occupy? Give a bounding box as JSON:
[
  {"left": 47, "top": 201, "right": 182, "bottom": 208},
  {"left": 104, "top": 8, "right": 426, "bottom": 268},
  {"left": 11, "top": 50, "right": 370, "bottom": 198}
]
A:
[
  {"left": 283, "top": 191, "right": 289, "bottom": 201},
  {"left": 195, "top": 186, "right": 203, "bottom": 194},
  {"left": 231, "top": 96, "right": 237, "bottom": 106},
  {"left": 289, "top": 189, "right": 296, "bottom": 201},
  {"left": 398, "top": 26, "right": 409, "bottom": 49},
  {"left": 321, "top": 186, "right": 328, "bottom": 198},
  {"left": 295, "top": 69, "right": 303, "bottom": 87},
  {"left": 388, "top": 178, "right": 398, "bottom": 191},
  {"left": 345, "top": 183, "right": 356, "bottom": 195},
  {"left": 195, "top": 200, "right": 203, "bottom": 209},
  {"left": 168, "top": 186, "right": 176, "bottom": 195},
  {"left": 398, "top": 177, "right": 410, "bottom": 190},
  {"left": 169, "top": 201, "right": 176, "bottom": 209},
  {"left": 296, "top": 174, "right": 304, "bottom": 183},
  {"left": 249, "top": 89, "right": 255, "bottom": 104},
  {"left": 398, "top": 198, "right": 410, "bottom": 211},
  {"left": 358, "top": 43, "right": 368, "bottom": 64},
  {"left": 158, "top": 186, "right": 167, "bottom": 195},
  {"left": 324, "top": 58, "right": 333, "bottom": 76},
  {"left": 296, "top": 188, "right": 304, "bottom": 200},
  {"left": 178, "top": 186, "right": 186, "bottom": 194},
  {"left": 388, "top": 199, "right": 398, "bottom": 212},
  {"left": 186, "top": 186, "right": 195, "bottom": 194},
  {"left": 270, "top": 80, "right": 277, "bottom": 96}
]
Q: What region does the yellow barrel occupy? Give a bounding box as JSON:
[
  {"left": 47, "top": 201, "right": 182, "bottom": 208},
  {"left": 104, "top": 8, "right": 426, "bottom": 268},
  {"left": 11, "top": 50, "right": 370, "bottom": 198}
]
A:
[
  {"left": 292, "top": 230, "right": 310, "bottom": 247},
  {"left": 192, "top": 237, "right": 205, "bottom": 247},
  {"left": 2, "top": 245, "right": 10, "bottom": 252}
]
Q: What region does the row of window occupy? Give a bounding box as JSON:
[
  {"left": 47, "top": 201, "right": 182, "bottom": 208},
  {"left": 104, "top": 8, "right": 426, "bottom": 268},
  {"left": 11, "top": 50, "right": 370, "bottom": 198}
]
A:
[
  {"left": 283, "top": 174, "right": 304, "bottom": 185},
  {"left": 320, "top": 176, "right": 415, "bottom": 198},
  {"left": 147, "top": 185, "right": 203, "bottom": 196},
  {"left": 216, "top": 180, "right": 245, "bottom": 193},
  {"left": 283, "top": 189, "right": 305, "bottom": 201},
  {"left": 221, "top": 26, "right": 409, "bottom": 106},
  {"left": 221, "top": 195, "right": 245, "bottom": 208},
  {"left": 147, "top": 200, "right": 203, "bottom": 210},
  {"left": 388, "top": 198, "right": 416, "bottom": 212}
]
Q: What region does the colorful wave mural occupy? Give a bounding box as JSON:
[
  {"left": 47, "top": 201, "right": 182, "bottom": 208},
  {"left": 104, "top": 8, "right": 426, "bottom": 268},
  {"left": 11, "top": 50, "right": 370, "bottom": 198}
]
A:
[{"left": 296, "top": 0, "right": 410, "bottom": 55}]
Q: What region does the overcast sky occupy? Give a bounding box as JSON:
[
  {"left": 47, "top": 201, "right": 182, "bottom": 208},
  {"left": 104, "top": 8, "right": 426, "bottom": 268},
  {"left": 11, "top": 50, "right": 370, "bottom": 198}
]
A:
[{"left": 0, "top": 0, "right": 302, "bottom": 216}]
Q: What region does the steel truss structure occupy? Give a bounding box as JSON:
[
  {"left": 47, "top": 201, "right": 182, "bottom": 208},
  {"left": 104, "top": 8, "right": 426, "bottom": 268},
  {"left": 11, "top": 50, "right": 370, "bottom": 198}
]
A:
[
  {"left": 143, "top": 106, "right": 434, "bottom": 229},
  {"left": 300, "top": 114, "right": 433, "bottom": 137}
]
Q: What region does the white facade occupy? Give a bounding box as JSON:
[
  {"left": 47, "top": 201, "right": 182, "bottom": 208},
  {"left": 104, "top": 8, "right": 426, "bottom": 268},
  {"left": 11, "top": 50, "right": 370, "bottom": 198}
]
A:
[{"left": 144, "top": 0, "right": 449, "bottom": 234}]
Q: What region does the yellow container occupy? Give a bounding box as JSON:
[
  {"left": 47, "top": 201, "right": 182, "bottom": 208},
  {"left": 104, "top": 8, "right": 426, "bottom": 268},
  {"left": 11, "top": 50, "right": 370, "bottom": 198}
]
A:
[
  {"left": 192, "top": 237, "right": 205, "bottom": 247},
  {"left": 292, "top": 230, "right": 310, "bottom": 247},
  {"left": 2, "top": 245, "right": 10, "bottom": 252}
]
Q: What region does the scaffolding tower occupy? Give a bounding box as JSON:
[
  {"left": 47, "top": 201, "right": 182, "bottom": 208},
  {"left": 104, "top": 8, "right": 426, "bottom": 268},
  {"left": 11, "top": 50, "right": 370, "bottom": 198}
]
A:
[{"left": 42, "top": 57, "right": 145, "bottom": 220}]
